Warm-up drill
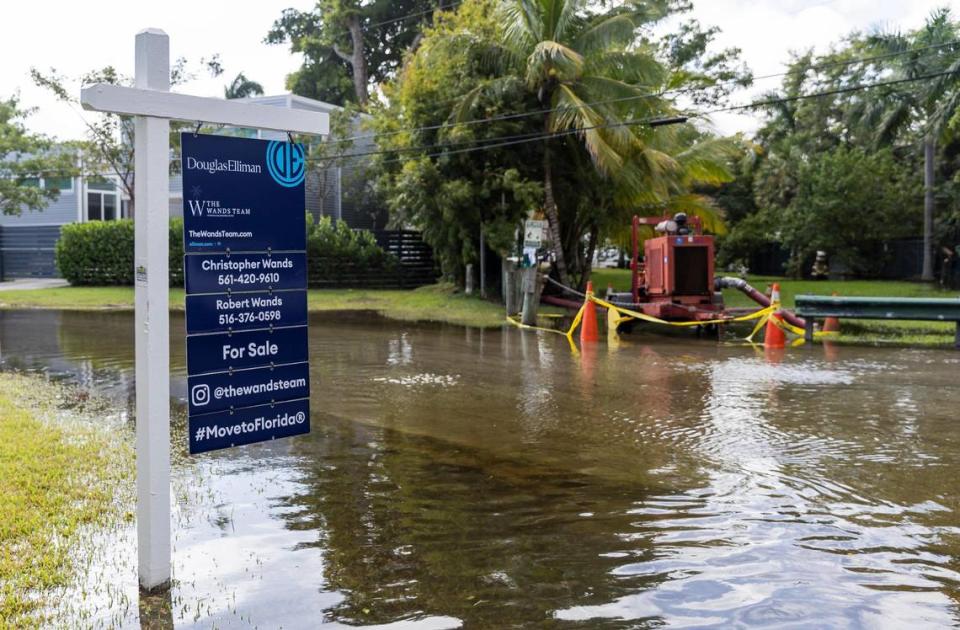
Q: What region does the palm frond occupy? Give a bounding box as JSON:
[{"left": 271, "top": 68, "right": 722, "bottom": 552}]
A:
[
  {"left": 448, "top": 84, "right": 486, "bottom": 124},
  {"left": 585, "top": 51, "right": 665, "bottom": 86},
  {"left": 526, "top": 40, "right": 584, "bottom": 84},
  {"left": 552, "top": 84, "right": 637, "bottom": 172},
  {"left": 674, "top": 137, "right": 736, "bottom": 187},
  {"left": 875, "top": 100, "right": 913, "bottom": 146},
  {"left": 662, "top": 194, "right": 727, "bottom": 234},
  {"left": 554, "top": 0, "right": 586, "bottom": 43},
  {"left": 551, "top": 85, "right": 623, "bottom": 174},
  {"left": 501, "top": 1, "right": 539, "bottom": 51},
  {"left": 576, "top": 76, "right": 661, "bottom": 119},
  {"left": 611, "top": 161, "right": 662, "bottom": 207},
  {"left": 573, "top": 14, "right": 637, "bottom": 56}
]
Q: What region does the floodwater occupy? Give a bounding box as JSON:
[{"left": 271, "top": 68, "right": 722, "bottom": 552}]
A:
[{"left": 1, "top": 309, "right": 960, "bottom": 628}]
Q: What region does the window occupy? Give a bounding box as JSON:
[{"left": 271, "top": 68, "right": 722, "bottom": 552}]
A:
[
  {"left": 87, "top": 178, "right": 116, "bottom": 191},
  {"left": 18, "top": 176, "right": 74, "bottom": 192},
  {"left": 87, "top": 191, "right": 119, "bottom": 221},
  {"left": 85, "top": 177, "right": 120, "bottom": 222},
  {"left": 43, "top": 176, "right": 74, "bottom": 192}
]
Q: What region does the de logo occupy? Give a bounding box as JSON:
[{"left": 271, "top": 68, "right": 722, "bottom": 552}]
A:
[{"left": 266, "top": 140, "right": 306, "bottom": 187}]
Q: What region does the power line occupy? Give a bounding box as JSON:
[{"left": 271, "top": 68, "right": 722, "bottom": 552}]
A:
[
  {"left": 337, "top": 37, "right": 960, "bottom": 144},
  {"left": 70, "top": 64, "right": 959, "bottom": 178},
  {"left": 707, "top": 68, "right": 957, "bottom": 116},
  {"left": 339, "top": 68, "right": 960, "bottom": 166},
  {"left": 363, "top": 1, "right": 462, "bottom": 31},
  {"left": 159, "top": 66, "right": 958, "bottom": 169}
]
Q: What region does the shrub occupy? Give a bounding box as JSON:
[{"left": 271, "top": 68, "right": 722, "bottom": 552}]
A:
[
  {"left": 306, "top": 216, "right": 395, "bottom": 284},
  {"left": 56, "top": 221, "right": 134, "bottom": 285},
  {"left": 56, "top": 219, "right": 184, "bottom": 286}
]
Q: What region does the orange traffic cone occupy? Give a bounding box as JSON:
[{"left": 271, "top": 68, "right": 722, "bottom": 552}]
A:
[
  {"left": 764, "top": 315, "right": 787, "bottom": 349},
  {"left": 823, "top": 291, "right": 841, "bottom": 333},
  {"left": 764, "top": 283, "right": 786, "bottom": 349},
  {"left": 580, "top": 281, "right": 599, "bottom": 343}
]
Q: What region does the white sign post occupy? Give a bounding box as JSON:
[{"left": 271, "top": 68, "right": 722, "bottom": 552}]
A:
[{"left": 81, "top": 28, "right": 329, "bottom": 591}]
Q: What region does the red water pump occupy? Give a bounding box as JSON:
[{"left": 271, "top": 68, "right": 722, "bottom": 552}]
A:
[{"left": 611, "top": 213, "right": 724, "bottom": 321}]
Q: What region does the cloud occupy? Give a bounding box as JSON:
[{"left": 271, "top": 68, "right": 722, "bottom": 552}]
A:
[
  {"left": 4, "top": 1, "right": 960, "bottom": 140},
  {"left": 0, "top": 0, "right": 313, "bottom": 140},
  {"left": 683, "top": 0, "right": 960, "bottom": 135}
]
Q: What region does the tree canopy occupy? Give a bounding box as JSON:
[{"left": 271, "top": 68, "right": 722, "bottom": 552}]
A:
[
  {"left": 718, "top": 9, "right": 960, "bottom": 278},
  {"left": 0, "top": 97, "right": 77, "bottom": 216},
  {"left": 372, "top": 0, "right": 745, "bottom": 287},
  {"left": 266, "top": 0, "right": 453, "bottom": 107},
  {"left": 31, "top": 58, "right": 222, "bottom": 216}
]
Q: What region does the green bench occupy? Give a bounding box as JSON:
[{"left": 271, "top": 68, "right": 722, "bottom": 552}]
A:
[{"left": 795, "top": 295, "right": 960, "bottom": 348}]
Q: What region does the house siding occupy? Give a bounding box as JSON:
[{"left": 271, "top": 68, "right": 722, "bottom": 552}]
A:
[{"left": 0, "top": 188, "right": 78, "bottom": 227}]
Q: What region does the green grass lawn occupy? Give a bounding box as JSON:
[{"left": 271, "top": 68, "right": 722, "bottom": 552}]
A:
[
  {"left": 591, "top": 268, "right": 959, "bottom": 346},
  {"left": 591, "top": 268, "right": 956, "bottom": 304},
  {"left": 1, "top": 275, "right": 956, "bottom": 343},
  {"left": 0, "top": 283, "right": 509, "bottom": 328},
  {"left": 0, "top": 374, "right": 132, "bottom": 627}
]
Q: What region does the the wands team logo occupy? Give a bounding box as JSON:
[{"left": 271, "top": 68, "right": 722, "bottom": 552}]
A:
[{"left": 266, "top": 141, "right": 305, "bottom": 188}]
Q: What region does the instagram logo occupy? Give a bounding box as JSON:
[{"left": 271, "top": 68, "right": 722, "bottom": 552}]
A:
[{"left": 191, "top": 384, "right": 210, "bottom": 407}]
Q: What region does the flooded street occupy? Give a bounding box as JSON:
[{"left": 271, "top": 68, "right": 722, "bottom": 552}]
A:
[{"left": 2, "top": 309, "right": 959, "bottom": 628}]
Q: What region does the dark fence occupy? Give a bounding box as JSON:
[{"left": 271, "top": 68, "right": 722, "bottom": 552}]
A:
[
  {"left": 747, "top": 238, "right": 957, "bottom": 284},
  {"left": 0, "top": 225, "right": 61, "bottom": 280},
  {"left": 747, "top": 244, "right": 792, "bottom": 278},
  {"left": 307, "top": 230, "right": 439, "bottom": 289}
]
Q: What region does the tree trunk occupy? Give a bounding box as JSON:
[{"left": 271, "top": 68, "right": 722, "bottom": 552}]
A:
[
  {"left": 334, "top": 15, "right": 369, "bottom": 107},
  {"left": 922, "top": 135, "right": 935, "bottom": 281},
  {"left": 543, "top": 143, "right": 569, "bottom": 287},
  {"left": 347, "top": 15, "right": 368, "bottom": 107},
  {"left": 123, "top": 174, "right": 135, "bottom": 219}
]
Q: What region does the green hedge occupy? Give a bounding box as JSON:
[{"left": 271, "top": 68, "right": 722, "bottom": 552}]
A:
[
  {"left": 307, "top": 216, "right": 395, "bottom": 284},
  {"left": 55, "top": 219, "right": 185, "bottom": 286},
  {"left": 56, "top": 216, "right": 392, "bottom": 287}
]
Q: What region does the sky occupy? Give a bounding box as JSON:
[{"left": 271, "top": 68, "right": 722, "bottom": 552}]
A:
[{"left": 2, "top": 0, "right": 959, "bottom": 141}]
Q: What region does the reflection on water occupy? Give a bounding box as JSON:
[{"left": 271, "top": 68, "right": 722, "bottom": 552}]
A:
[{"left": 2, "top": 309, "right": 959, "bottom": 628}]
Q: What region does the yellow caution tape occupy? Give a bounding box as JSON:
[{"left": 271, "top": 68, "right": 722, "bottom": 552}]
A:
[
  {"left": 590, "top": 295, "right": 776, "bottom": 328},
  {"left": 507, "top": 296, "right": 837, "bottom": 344},
  {"left": 505, "top": 314, "right": 569, "bottom": 336}
]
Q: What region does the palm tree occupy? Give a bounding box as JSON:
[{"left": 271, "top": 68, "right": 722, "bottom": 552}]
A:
[
  {"left": 448, "top": 0, "right": 736, "bottom": 287},
  {"left": 224, "top": 73, "right": 265, "bottom": 100},
  {"left": 848, "top": 9, "right": 960, "bottom": 280},
  {"left": 450, "top": 0, "right": 681, "bottom": 285}
]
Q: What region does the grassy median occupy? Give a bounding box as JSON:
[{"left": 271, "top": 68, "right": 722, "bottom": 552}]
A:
[
  {"left": 0, "top": 283, "right": 508, "bottom": 328},
  {"left": 0, "top": 374, "right": 132, "bottom": 627}
]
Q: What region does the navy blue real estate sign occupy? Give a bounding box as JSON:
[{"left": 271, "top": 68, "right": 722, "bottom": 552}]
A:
[
  {"left": 187, "top": 362, "right": 310, "bottom": 416},
  {"left": 189, "top": 398, "right": 310, "bottom": 454},
  {"left": 185, "top": 290, "right": 308, "bottom": 335},
  {"left": 184, "top": 252, "right": 307, "bottom": 295},
  {"left": 182, "top": 133, "right": 310, "bottom": 454},
  {"left": 181, "top": 133, "right": 307, "bottom": 253},
  {"left": 186, "top": 326, "right": 309, "bottom": 375}
]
